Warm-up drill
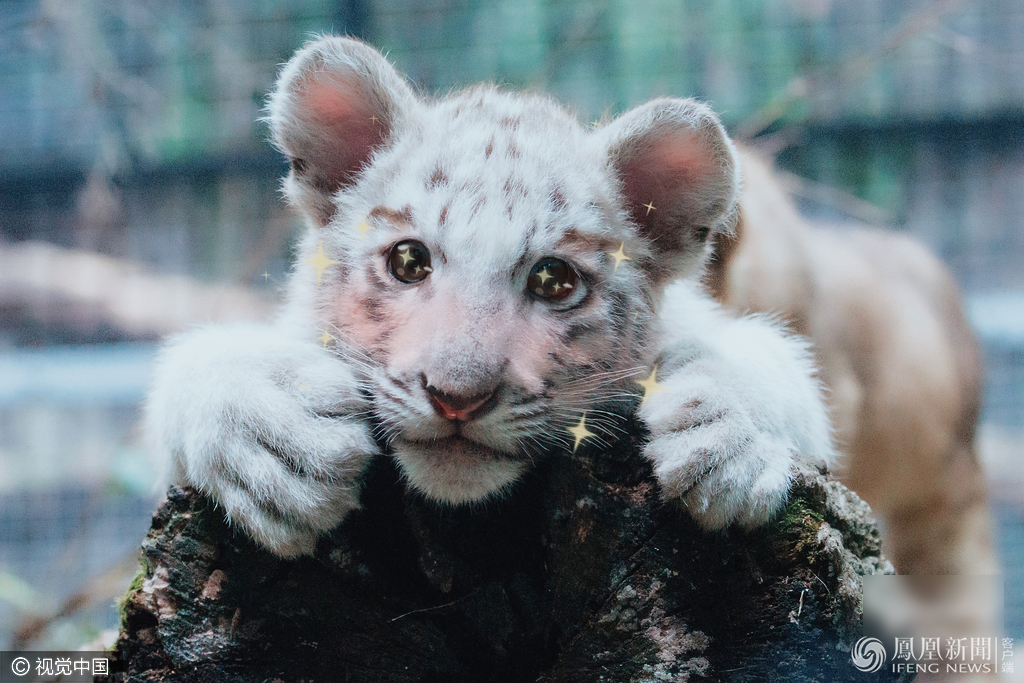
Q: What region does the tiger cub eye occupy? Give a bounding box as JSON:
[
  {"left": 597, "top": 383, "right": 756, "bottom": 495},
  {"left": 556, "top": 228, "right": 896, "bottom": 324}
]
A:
[
  {"left": 528, "top": 258, "right": 577, "bottom": 301},
  {"left": 388, "top": 240, "right": 432, "bottom": 283}
]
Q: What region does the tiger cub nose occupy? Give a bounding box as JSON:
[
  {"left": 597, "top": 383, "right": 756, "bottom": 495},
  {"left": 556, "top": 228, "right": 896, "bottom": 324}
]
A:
[{"left": 424, "top": 384, "right": 498, "bottom": 421}]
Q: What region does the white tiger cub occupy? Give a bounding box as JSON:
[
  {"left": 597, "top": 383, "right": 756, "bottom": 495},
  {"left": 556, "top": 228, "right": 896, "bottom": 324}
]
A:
[{"left": 146, "top": 37, "right": 834, "bottom": 557}]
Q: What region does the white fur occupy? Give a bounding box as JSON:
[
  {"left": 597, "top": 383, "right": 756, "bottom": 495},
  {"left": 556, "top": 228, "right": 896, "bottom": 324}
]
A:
[
  {"left": 145, "top": 322, "right": 378, "bottom": 556},
  {"left": 146, "top": 36, "right": 835, "bottom": 556},
  {"left": 641, "top": 281, "right": 834, "bottom": 529}
]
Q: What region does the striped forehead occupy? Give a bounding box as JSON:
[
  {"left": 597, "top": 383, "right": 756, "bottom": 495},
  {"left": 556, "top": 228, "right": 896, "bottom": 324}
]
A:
[
  {"left": 367, "top": 116, "right": 608, "bottom": 266},
  {"left": 366, "top": 188, "right": 589, "bottom": 273}
]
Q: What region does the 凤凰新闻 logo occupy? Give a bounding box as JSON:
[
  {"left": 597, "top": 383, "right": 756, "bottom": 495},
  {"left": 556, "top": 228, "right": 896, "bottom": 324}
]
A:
[{"left": 852, "top": 637, "right": 887, "bottom": 673}]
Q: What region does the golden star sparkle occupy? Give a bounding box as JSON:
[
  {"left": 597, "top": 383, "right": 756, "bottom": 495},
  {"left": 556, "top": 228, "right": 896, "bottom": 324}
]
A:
[
  {"left": 306, "top": 243, "right": 338, "bottom": 285},
  {"left": 637, "top": 366, "right": 667, "bottom": 406},
  {"left": 568, "top": 413, "right": 597, "bottom": 453},
  {"left": 354, "top": 216, "right": 375, "bottom": 240},
  {"left": 536, "top": 267, "right": 553, "bottom": 284},
  {"left": 318, "top": 329, "right": 334, "bottom": 348},
  {"left": 643, "top": 201, "right": 657, "bottom": 216},
  {"left": 397, "top": 245, "right": 415, "bottom": 265},
  {"left": 609, "top": 243, "right": 631, "bottom": 271}
]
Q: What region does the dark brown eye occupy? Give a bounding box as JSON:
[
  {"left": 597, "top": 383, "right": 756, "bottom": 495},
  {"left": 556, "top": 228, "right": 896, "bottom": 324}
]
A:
[
  {"left": 388, "top": 240, "right": 432, "bottom": 283},
  {"left": 528, "top": 258, "right": 578, "bottom": 301}
]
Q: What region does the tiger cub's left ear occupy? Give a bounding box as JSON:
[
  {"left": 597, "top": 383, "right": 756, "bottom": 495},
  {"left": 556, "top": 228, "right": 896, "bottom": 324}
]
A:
[
  {"left": 600, "top": 98, "right": 741, "bottom": 285},
  {"left": 267, "top": 36, "right": 417, "bottom": 227}
]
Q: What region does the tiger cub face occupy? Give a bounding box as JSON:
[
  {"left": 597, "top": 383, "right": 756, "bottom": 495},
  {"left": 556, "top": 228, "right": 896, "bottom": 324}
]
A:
[{"left": 268, "top": 37, "right": 739, "bottom": 503}]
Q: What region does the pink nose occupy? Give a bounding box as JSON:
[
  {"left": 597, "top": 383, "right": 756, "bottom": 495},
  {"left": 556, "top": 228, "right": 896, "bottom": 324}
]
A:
[{"left": 426, "top": 386, "right": 497, "bottom": 421}]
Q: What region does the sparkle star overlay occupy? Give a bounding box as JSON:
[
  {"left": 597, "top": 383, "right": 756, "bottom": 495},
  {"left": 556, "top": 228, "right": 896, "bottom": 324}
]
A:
[
  {"left": 637, "top": 366, "right": 666, "bottom": 407},
  {"left": 568, "top": 413, "right": 597, "bottom": 453},
  {"left": 306, "top": 243, "right": 338, "bottom": 285},
  {"left": 643, "top": 201, "right": 656, "bottom": 216},
  {"left": 354, "top": 216, "right": 375, "bottom": 240},
  {"left": 396, "top": 243, "right": 416, "bottom": 266},
  {"left": 609, "top": 243, "right": 631, "bottom": 271},
  {"left": 319, "top": 329, "right": 334, "bottom": 348}
]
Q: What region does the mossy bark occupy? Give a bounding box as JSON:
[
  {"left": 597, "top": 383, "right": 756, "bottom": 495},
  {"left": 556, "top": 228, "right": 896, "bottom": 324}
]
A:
[{"left": 112, "top": 427, "right": 905, "bottom": 682}]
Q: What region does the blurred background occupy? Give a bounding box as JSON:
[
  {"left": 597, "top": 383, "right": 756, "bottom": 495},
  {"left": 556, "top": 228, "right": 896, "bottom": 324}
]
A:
[{"left": 0, "top": 0, "right": 1022, "bottom": 651}]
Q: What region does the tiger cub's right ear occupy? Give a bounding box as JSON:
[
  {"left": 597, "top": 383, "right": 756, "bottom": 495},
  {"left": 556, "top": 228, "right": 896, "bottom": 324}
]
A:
[
  {"left": 267, "top": 36, "right": 417, "bottom": 226},
  {"left": 599, "top": 98, "right": 740, "bottom": 286}
]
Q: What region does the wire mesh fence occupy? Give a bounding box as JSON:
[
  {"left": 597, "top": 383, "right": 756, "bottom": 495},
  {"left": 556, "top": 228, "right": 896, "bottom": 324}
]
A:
[{"left": 0, "top": 485, "right": 157, "bottom": 650}]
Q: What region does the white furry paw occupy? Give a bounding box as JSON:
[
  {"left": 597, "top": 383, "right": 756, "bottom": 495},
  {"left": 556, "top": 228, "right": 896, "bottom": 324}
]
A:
[
  {"left": 640, "top": 371, "right": 820, "bottom": 531},
  {"left": 644, "top": 289, "right": 834, "bottom": 530},
  {"left": 146, "top": 324, "right": 379, "bottom": 557}
]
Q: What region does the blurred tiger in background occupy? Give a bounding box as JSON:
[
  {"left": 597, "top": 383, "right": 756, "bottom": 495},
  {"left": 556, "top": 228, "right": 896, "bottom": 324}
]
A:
[{"left": 708, "top": 150, "right": 996, "bottom": 577}]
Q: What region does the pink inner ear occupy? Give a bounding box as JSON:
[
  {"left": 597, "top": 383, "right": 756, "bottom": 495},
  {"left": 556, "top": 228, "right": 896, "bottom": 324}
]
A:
[
  {"left": 305, "top": 76, "right": 370, "bottom": 125},
  {"left": 620, "top": 128, "right": 715, "bottom": 229},
  {"left": 648, "top": 131, "right": 713, "bottom": 181},
  {"left": 298, "top": 75, "right": 387, "bottom": 190}
]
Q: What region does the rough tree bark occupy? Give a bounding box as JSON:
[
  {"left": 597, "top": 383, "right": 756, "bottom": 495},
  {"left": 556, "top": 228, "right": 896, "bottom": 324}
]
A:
[{"left": 112, "top": 425, "right": 904, "bottom": 682}]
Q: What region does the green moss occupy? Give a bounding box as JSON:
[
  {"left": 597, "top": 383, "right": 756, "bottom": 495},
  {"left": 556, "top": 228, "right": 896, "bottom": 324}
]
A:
[
  {"left": 779, "top": 497, "right": 825, "bottom": 532},
  {"left": 116, "top": 560, "right": 149, "bottom": 631},
  {"left": 769, "top": 496, "right": 827, "bottom": 567}
]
